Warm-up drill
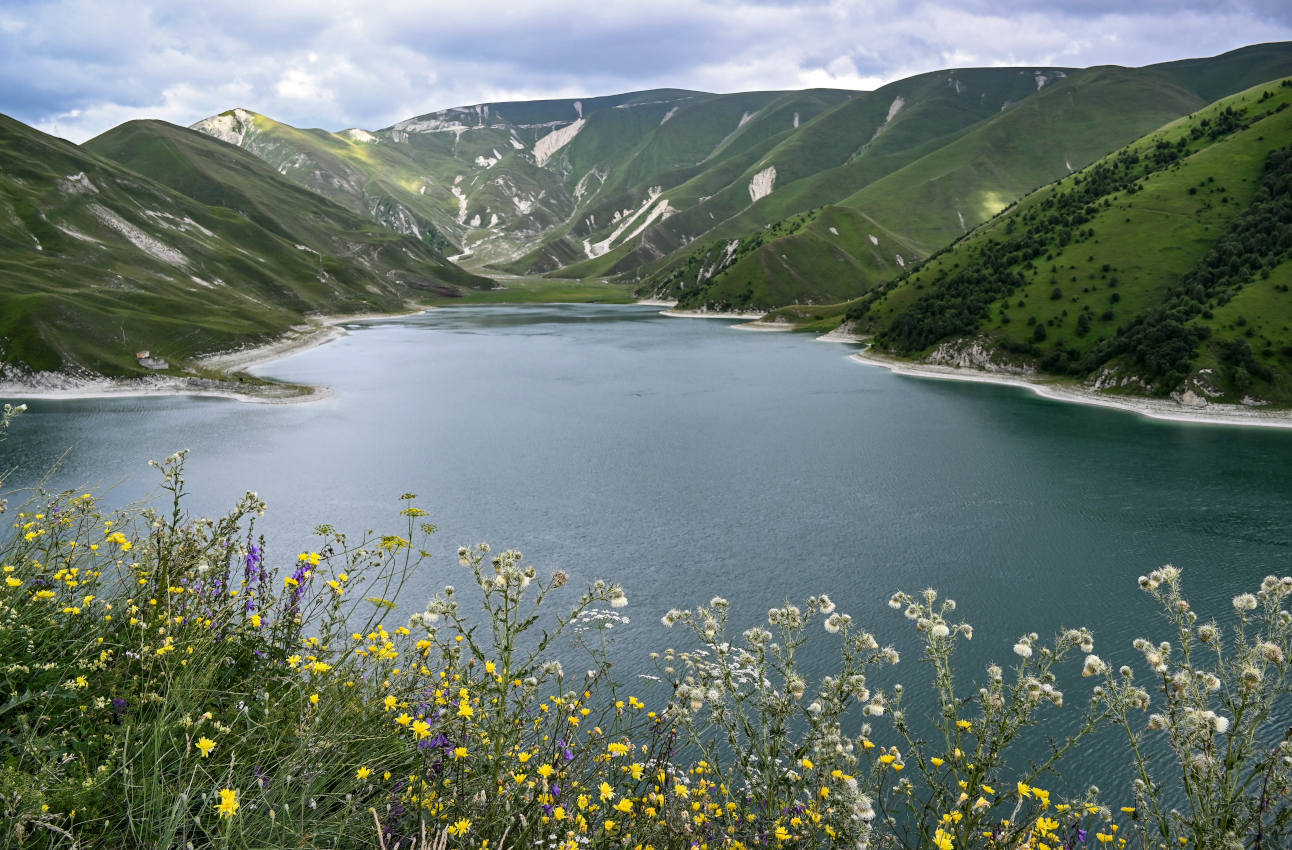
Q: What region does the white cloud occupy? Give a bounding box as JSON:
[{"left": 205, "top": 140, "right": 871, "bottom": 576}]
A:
[{"left": 2, "top": 0, "right": 1289, "bottom": 142}]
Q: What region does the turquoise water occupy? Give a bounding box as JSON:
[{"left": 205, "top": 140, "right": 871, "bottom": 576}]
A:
[{"left": 5, "top": 303, "right": 1291, "bottom": 798}]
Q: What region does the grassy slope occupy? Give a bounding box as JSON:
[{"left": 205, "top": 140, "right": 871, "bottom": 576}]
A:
[
  {"left": 850, "top": 79, "right": 1292, "bottom": 404},
  {"left": 648, "top": 206, "right": 920, "bottom": 311},
  {"left": 182, "top": 44, "right": 1292, "bottom": 317},
  {"left": 638, "top": 46, "right": 1292, "bottom": 316},
  {"left": 0, "top": 115, "right": 487, "bottom": 377},
  {"left": 84, "top": 120, "right": 489, "bottom": 292}
]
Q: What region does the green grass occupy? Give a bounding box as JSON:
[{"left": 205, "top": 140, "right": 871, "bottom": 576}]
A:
[
  {"left": 0, "top": 114, "right": 491, "bottom": 378},
  {"left": 182, "top": 46, "right": 1292, "bottom": 319},
  {"left": 848, "top": 77, "right": 1292, "bottom": 405}
]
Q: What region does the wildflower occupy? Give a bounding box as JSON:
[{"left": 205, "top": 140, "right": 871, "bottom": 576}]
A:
[
  {"left": 356, "top": 766, "right": 371, "bottom": 780},
  {"left": 1082, "top": 654, "right": 1108, "bottom": 677},
  {"left": 446, "top": 818, "right": 471, "bottom": 836},
  {"left": 195, "top": 737, "right": 216, "bottom": 758},
  {"left": 1257, "top": 641, "right": 1284, "bottom": 663},
  {"left": 215, "top": 788, "right": 239, "bottom": 818},
  {"left": 1232, "top": 593, "right": 1258, "bottom": 612},
  {"left": 1013, "top": 642, "right": 1032, "bottom": 658}
]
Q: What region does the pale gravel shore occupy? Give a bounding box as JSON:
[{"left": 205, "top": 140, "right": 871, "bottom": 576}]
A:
[
  {"left": 634, "top": 298, "right": 678, "bottom": 307},
  {"left": 1, "top": 306, "right": 429, "bottom": 405},
  {"left": 815, "top": 325, "right": 867, "bottom": 344},
  {"left": 733, "top": 320, "right": 794, "bottom": 332},
  {"left": 850, "top": 347, "right": 1292, "bottom": 430},
  {"left": 660, "top": 309, "right": 768, "bottom": 320}
]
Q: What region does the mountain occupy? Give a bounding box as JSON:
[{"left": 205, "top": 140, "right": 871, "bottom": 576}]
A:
[
  {"left": 843, "top": 78, "right": 1292, "bottom": 406},
  {"left": 0, "top": 115, "right": 491, "bottom": 379},
  {"left": 191, "top": 44, "right": 1292, "bottom": 314}
]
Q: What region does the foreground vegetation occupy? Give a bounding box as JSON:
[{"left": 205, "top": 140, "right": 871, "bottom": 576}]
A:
[{"left": 2, "top": 412, "right": 1289, "bottom": 848}]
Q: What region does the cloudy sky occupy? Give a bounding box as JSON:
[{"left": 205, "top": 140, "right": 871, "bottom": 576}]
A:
[{"left": 3, "top": 0, "right": 1290, "bottom": 143}]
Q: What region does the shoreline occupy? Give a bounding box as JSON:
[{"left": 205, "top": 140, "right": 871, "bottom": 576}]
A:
[
  {"left": 0, "top": 305, "right": 429, "bottom": 405},
  {"left": 849, "top": 347, "right": 1292, "bottom": 429},
  {"left": 659, "top": 308, "right": 768, "bottom": 320},
  {"left": 733, "top": 320, "right": 794, "bottom": 332}
]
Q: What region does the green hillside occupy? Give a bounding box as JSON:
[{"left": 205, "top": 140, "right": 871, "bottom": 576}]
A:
[
  {"left": 641, "top": 206, "right": 920, "bottom": 311},
  {"left": 845, "top": 79, "right": 1292, "bottom": 406},
  {"left": 0, "top": 115, "right": 491, "bottom": 380},
  {"left": 178, "top": 43, "right": 1292, "bottom": 322}
]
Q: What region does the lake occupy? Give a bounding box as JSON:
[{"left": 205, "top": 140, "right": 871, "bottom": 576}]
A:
[{"left": 4, "top": 303, "right": 1290, "bottom": 800}]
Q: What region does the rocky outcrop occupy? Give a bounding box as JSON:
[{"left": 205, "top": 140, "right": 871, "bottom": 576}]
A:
[{"left": 923, "top": 337, "right": 1034, "bottom": 375}]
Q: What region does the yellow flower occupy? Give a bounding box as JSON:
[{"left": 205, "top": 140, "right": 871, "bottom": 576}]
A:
[
  {"left": 446, "top": 817, "right": 471, "bottom": 836},
  {"left": 800, "top": 757, "right": 814, "bottom": 770},
  {"left": 608, "top": 742, "right": 631, "bottom": 756},
  {"left": 956, "top": 719, "right": 972, "bottom": 729},
  {"left": 250, "top": 614, "right": 261, "bottom": 628},
  {"left": 931, "top": 757, "right": 945, "bottom": 767},
  {"left": 309, "top": 693, "right": 319, "bottom": 705},
  {"left": 457, "top": 701, "right": 473, "bottom": 719},
  {"left": 195, "top": 737, "right": 216, "bottom": 758},
  {"left": 454, "top": 746, "right": 468, "bottom": 759},
  {"left": 537, "top": 763, "right": 555, "bottom": 778},
  {"left": 932, "top": 827, "right": 954, "bottom": 850},
  {"left": 775, "top": 825, "right": 791, "bottom": 842},
  {"left": 615, "top": 798, "right": 633, "bottom": 814},
  {"left": 1017, "top": 782, "right": 1032, "bottom": 798},
  {"left": 599, "top": 781, "right": 614, "bottom": 801},
  {"left": 395, "top": 713, "right": 412, "bottom": 727},
  {"left": 356, "top": 766, "right": 371, "bottom": 780},
  {"left": 215, "top": 788, "right": 239, "bottom": 818}
]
